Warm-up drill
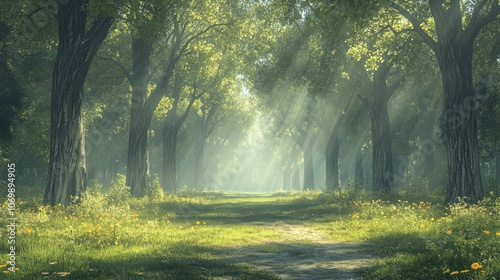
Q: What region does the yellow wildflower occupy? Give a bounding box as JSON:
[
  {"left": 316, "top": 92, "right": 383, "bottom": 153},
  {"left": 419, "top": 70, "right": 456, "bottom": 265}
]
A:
[
  {"left": 460, "top": 270, "right": 469, "bottom": 273},
  {"left": 24, "top": 228, "right": 32, "bottom": 234},
  {"left": 447, "top": 230, "right": 452, "bottom": 234},
  {"left": 196, "top": 221, "right": 201, "bottom": 226},
  {"left": 484, "top": 230, "right": 490, "bottom": 235},
  {"left": 471, "top": 263, "right": 483, "bottom": 270},
  {"left": 450, "top": 271, "right": 459, "bottom": 275},
  {"left": 474, "top": 264, "right": 482, "bottom": 270}
]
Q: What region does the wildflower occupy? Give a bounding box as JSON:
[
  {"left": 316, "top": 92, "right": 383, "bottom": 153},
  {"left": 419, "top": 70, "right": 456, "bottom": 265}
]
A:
[
  {"left": 196, "top": 221, "right": 201, "bottom": 226},
  {"left": 450, "top": 271, "right": 459, "bottom": 275},
  {"left": 3, "top": 271, "right": 9, "bottom": 274},
  {"left": 447, "top": 230, "right": 452, "bottom": 234},
  {"left": 24, "top": 228, "right": 32, "bottom": 234},
  {"left": 496, "top": 232, "right": 500, "bottom": 237},
  {"left": 484, "top": 230, "right": 490, "bottom": 235},
  {"left": 431, "top": 217, "right": 435, "bottom": 221},
  {"left": 460, "top": 270, "right": 469, "bottom": 273},
  {"left": 14, "top": 268, "right": 19, "bottom": 271},
  {"left": 471, "top": 263, "right": 483, "bottom": 270},
  {"left": 420, "top": 224, "right": 425, "bottom": 229}
]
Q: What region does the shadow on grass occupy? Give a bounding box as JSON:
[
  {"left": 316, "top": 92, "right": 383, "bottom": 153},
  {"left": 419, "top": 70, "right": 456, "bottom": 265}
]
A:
[
  {"left": 359, "top": 232, "right": 445, "bottom": 280},
  {"left": 20, "top": 243, "right": 278, "bottom": 280},
  {"left": 169, "top": 199, "right": 356, "bottom": 226}
]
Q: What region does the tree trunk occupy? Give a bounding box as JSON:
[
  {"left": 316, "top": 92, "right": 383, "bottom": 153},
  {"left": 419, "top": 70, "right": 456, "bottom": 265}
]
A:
[
  {"left": 127, "top": 116, "right": 150, "bottom": 196},
  {"left": 437, "top": 44, "right": 483, "bottom": 203},
  {"left": 357, "top": 61, "right": 399, "bottom": 196},
  {"left": 325, "top": 131, "right": 339, "bottom": 191},
  {"left": 364, "top": 63, "right": 395, "bottom": 195},
  {"left": 162, "top": 118, "right": 179, "bottom": 193},
  {"left": 44, "top": 0, "right": 113, "bottom": 205},
  {"left": 126, "top": 37, "right": 152, "bottom": 197},
  {"left": 354, "top": 145, "right": 364, "bottom": 189},
  {"left": 370, "top": 99, "right": 394, "bottom": 194},
  {"left": 303, "top": 140, "right": 315, "bottom": 190}
]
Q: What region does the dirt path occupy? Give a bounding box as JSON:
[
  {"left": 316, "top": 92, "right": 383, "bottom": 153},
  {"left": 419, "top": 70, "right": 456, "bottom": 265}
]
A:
[{"left": 219, "top": 222, "right": 376, "bottom": 280}]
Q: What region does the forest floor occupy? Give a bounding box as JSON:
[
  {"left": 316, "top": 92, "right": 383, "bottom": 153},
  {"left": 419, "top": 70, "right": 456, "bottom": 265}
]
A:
[{"left": 2, "top": 187, "right": 500, "bottom": 279}]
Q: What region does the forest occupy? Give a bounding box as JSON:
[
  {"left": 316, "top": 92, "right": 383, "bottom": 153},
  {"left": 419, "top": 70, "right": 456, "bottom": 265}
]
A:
[{"left": 0, "top": 0, "right": 500, "bottom": 279}]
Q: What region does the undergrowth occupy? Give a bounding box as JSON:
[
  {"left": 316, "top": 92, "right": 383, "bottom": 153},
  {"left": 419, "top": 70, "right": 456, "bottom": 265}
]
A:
[{"left": 1, "top": 179, "right": 499, "bottom": 279}]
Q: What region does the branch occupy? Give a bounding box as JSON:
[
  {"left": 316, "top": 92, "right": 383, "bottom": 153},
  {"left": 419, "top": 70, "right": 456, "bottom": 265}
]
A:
[
  {"left": 356, "top": 59, "right": 372, "bottom": 89},
  {"left": 389, "top": 1, "right": 438, "bottom": 52},
  {"left": 96, "top": 55, "right": 132, "bottom": 83},
  {"left": 81, "top": 15, "right": 114, "bottom": 55},
  {"left": 177, "top": 21, "right": 230, "bottom": 60},
  {"left": 470, "top": 0, "right": 489, "bottom": 25},
  {"left": 386, "top": 73, "right": 405, "bottom": 100},
  {"left": 466, "top": 0, "right": 500, "bottom": 41},
  {"left": 355, "top": 93, "right": 369, "bottom": 107}
]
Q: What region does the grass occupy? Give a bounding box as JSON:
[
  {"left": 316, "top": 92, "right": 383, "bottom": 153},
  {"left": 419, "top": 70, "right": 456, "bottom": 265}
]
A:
[{"left": 1, "top": 178, "right": 500, "bottom": 279}]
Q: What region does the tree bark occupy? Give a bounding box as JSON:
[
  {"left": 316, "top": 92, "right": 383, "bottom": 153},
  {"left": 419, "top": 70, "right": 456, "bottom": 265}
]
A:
[
  {"left": 437, "top": 44, "right": 483, "bottom": 203},
  {"left": 325, "top": 131, "right": 339, "bottom": 191},
  {"left": 303, "top": 139, "right": 315, "bottom": 190},
  {"left": 162, "top": 117, "right": 179, "bottom": 193},
  {"left": 370, "top": 96, "right": 393, "bottom": 194},
  {"left": 126, "top": 37, "right": 152, "bottom": 197},
  {"left": 354, "top": 145, "right": 364, "bottom": 189},
  {"left": 358, "top": 62, "right": 398, "bottom": 195},
  {"left": 44, "top": 0, "right": 113, "bottom": 205}
]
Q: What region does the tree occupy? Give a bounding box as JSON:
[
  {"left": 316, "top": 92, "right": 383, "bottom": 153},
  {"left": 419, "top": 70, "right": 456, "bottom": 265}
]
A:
[
  {"left": 390, "top": 0, "right": 500, "bottom": 203},
  {"left": 355, "top": 60, "right": 404, "bottom": 194},
  {"left": 44, "top": 0, "right": 114, "bottom": 205}
]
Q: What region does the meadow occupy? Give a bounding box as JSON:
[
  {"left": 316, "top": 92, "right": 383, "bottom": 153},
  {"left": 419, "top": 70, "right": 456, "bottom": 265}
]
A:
[{"left": 1, "top": 177, "right": 500, "bottom": 279}]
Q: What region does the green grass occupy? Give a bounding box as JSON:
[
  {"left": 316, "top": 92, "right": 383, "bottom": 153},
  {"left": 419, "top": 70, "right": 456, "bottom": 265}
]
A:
[{"left": 1, "top": 182, "right": 500, "bottom": 279}]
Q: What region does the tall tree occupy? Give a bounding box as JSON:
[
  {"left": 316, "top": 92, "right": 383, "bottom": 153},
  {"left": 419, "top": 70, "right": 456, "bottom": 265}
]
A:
[
  {"left": 390, "top": 0, "right": 500, "bottom": 203},
  {"left": 44, "top": 0, "right": 114, "bottom": 205},
  {"left": 354, "top": 60, "right": 404, "bottom": 194}
]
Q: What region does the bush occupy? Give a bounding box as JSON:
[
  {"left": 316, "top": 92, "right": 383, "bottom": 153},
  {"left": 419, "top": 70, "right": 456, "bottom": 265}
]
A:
[{"left": 106, "top": 174, "right": 132, "bottom": 205}]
